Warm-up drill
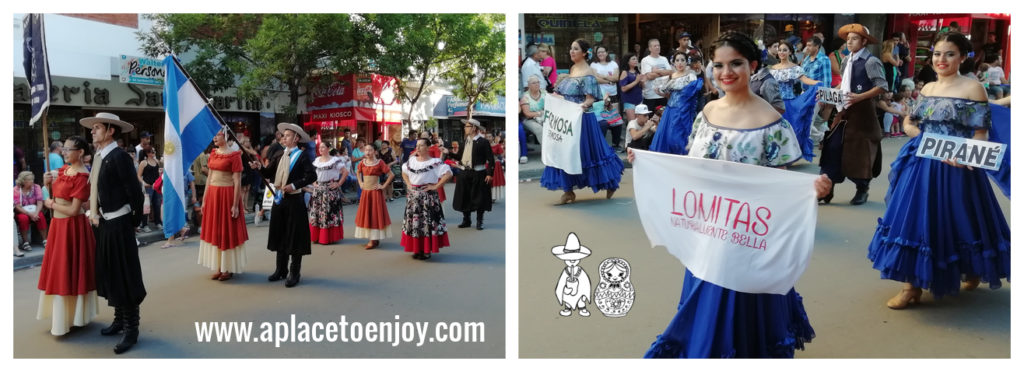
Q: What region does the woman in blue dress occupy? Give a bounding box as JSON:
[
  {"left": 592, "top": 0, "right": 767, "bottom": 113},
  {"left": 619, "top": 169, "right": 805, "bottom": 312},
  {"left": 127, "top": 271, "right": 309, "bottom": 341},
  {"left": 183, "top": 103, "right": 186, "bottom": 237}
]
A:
[
  {"left": 769, "top": 40, "right": 821, "bottom": 162},
  {"left": 649, "top": 49, "right": 704, "bottom": 156},
  {"left": 631, "top": 32, "right": 831, "bottom": 358},
  {"left": 541, "top": 38, "right": 625, "bottom": 205},
  {"left": 867, "top": 32, "right": 1010, "bottom": 309}
]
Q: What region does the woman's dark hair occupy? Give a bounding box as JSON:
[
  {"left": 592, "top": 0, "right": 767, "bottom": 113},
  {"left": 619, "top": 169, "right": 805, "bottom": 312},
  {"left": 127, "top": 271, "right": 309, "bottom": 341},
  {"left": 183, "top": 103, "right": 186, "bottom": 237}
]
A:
[
  {"left": 959, "top": 56, "right": 976, "bottom": 76},
  {"left": 712, "top": 31, "right": 761, "bottom": 70},
  {"left": 66, "top": 135, "right": 92, "bottom": 157},
  {"left": 417, "top": 138, "right": 430, "bottom": 147},
  {"left": 620, "top": 53, "right": 639, "bottom": 73},
  {"left": 142, "top": 147, "right": 154, "bottom": 156},
  {"left": 329, "top": 149, "right": 338, "bottom": 157},
  {"left": 573, "top": 38, "right": 591, "bottom": 61},
  {"left": 934, "top": 31, "right": 972, "bottom": 56},
  {"left": 777, "top": 39, "right": 797, "bottom": 63},
  {"left": 591, "top": 44, "right": 608, "bottom": 63}
]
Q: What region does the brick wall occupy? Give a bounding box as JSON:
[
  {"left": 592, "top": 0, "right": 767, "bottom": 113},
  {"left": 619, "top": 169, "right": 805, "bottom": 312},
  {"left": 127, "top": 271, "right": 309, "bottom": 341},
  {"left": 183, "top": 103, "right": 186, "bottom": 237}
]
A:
[{"left": 60, "top": 14, "right": 138, "bottom": 29}]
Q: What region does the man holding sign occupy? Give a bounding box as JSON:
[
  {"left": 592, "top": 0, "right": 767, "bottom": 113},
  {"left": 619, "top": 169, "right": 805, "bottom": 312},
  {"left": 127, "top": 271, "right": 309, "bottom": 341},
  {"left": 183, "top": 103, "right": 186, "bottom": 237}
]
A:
[
  {"left": 818, "top": 23, "right": 887, "bottom": 206},
  {"left": 867, "top": 32, "right": 1010, "bottom": 310}
]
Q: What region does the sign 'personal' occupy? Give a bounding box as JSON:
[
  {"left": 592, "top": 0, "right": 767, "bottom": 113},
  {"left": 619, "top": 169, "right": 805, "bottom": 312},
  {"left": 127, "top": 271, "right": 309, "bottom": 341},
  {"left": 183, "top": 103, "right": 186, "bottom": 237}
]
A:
[
  {"left": 632, "top": 150, "right": 819, "bottom": 295},
  {"left": 541, "top": 95, "right": 584, "bottom": 174},
  {"left": 816, "top": 87, "right": 846, "bottom": 106},
  {"left": 915, "top": 132, "right": 1005, "bottom": 171}
]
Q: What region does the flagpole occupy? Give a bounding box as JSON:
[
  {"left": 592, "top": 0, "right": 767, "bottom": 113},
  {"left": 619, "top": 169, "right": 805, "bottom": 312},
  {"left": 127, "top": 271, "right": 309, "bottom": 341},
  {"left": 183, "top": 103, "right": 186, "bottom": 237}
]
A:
[{"left": 169, "top": 55, "right": 274, "bottom": 192}]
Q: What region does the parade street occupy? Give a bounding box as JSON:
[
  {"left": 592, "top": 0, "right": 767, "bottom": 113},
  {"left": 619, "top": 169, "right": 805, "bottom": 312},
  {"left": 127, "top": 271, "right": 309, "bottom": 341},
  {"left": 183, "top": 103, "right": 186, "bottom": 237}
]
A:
[
  {"left": 518, "top": 136, "right": 1010, "bottom": 358},
  {"left": 13, "top": 184, "right": 505, "bottom": 358}
]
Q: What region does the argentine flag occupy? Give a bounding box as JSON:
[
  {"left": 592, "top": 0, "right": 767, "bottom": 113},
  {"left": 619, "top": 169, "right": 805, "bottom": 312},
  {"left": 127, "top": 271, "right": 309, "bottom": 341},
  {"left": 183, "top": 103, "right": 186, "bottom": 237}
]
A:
[{"left": 161, "top": 56, "right": 221, "bottom": 238}]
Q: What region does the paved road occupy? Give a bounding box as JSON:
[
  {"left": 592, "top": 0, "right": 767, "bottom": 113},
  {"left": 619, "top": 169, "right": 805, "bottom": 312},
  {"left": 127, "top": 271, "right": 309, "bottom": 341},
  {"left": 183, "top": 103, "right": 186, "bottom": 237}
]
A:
[
  {"left": 518, "top": 136, "right": 1011, "bottom": 358},
  {"left": 13, "top": 183, "right": 505, "bottom": 358}
]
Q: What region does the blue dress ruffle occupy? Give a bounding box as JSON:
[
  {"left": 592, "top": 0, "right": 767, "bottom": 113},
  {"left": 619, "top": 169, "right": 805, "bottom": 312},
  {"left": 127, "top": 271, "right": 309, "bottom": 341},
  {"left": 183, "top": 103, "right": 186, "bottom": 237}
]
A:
[
  {"left": 781, "top": 85, "right": 820, "bottom": 162},
  {"left": 541, "top": 75, "right": 624, "bottom": 192},
  {"left": 986, "top": 104, "right": 1010, "bottom": 198},
  {"left": 644, "top": 270, "right": 815, "bottom": 358},
  {"left": 867, "top": 96, "right": 1010, "bottom": 298},
  {"left": 650, "top": 76, "right": 703, "bottom": 155}
]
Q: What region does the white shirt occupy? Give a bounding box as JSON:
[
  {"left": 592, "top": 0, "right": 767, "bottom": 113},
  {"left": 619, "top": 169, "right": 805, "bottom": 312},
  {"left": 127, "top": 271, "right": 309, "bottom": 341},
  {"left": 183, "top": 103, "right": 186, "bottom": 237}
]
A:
[
  {"left": 99, "top": 141, "right": 119, "bottom": 159},
  {"left": 521, "top": 57, "right": 546, "bottom": 91},
  {"left": 590, "top": 61, "right": 620, "bottom": 97},
  {"left": 402, "top": 156, "right": 452, "bottom": 186},
  {"left": 313, "top": 156, "right": 344, "bottom": 183},
  {"left": 625, "top": 119, "right": 643, "bottom": 148},
  {"left": 640, "top": 55, "right": 671, "bottom": 99}
]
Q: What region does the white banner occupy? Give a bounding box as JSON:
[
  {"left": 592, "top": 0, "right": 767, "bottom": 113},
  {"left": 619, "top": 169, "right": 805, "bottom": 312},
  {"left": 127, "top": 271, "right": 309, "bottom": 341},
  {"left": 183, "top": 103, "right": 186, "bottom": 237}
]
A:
[
  {"left": 632, "top": 150, "right": 819, "bottom": 295},
  {"left": 916, "top": 132, "right": 1005, "bottom": 171},
  {"left": 541, "top": 95, "right": 584, "bottom": 175}
]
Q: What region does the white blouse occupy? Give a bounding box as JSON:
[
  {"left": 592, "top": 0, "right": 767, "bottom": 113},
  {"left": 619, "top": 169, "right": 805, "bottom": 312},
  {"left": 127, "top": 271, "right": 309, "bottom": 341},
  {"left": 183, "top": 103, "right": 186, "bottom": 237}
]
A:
[
  {"left": 402, "top": 156, "right": 452, "bottom": 186},
  {"left": 313, "top": 156, "right": 344, "bottom": 182}
]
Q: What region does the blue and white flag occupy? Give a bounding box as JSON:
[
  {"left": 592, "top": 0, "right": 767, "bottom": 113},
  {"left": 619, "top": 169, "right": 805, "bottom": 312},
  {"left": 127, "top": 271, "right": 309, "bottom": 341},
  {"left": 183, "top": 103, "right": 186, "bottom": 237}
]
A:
[
  {"left": 22, "top": 13, "right": 51, "bottom": 127},
  {"left": 162, "top": 56, "right": 221, "bottom": 238}
]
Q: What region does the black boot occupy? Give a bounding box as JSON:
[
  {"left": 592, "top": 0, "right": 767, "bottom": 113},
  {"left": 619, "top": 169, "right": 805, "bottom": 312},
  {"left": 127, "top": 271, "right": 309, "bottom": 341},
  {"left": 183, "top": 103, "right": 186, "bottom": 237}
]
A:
[
  {"left": 113, "top": 306, "right": 139, "bottom": 354},
  {"left": 818, "top": 184, "right": 834, "bottom": 205},
  {"left": 476, "top": 211, "right": 484, "bottom": 230},
  {"left": 285, "top": 255, "right": 302, "bottom": 288},
  {"left": 268, "top": 251, "right": 288, "bottom": 281},
  {"left": 850, "top": 188, "right": 869, "bottom": 205},
  {"left": 100, "top": 306, "right": 124, "bottom": 336},
  {"left": 458, "top": 212, "right": 471, "bottom": 228}
]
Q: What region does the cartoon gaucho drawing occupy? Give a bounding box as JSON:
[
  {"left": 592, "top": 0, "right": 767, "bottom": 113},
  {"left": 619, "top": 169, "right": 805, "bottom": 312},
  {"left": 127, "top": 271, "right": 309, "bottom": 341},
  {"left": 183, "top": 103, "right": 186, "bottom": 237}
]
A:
[
  {"left": 553, "top": 233, "right": 592, "bottom": 317},
  {"left": 595, "top": 257, "right": 635, "bottom": 317}
]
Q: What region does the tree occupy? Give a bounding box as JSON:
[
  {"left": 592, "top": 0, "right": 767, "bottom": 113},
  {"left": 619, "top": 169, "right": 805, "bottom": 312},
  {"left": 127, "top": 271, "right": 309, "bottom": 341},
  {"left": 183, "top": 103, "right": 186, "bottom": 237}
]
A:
[
  {"left": 138, "top": 14, "right": 370, "bottom": 123},
  {"left": 365, "top": 14, "right": 502, "bottom": 127},
  {"left": 442, "top": 15, "right": 505, "bottom": 121}
]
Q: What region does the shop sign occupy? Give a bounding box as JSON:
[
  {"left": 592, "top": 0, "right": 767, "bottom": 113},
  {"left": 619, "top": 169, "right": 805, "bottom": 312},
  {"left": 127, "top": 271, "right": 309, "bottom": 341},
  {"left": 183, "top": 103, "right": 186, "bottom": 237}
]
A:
[
  {"left": 446, "top": 96, "right": 506, "bottom": 117},
  {"left": 14, "top": 76, "right": 275, "bottom": 112},
  {"left": 536, "top": 18, "right": 604, "bottom": 29},
  {"left": 119, "top": 55, "right": 165, "bottom": 86}
]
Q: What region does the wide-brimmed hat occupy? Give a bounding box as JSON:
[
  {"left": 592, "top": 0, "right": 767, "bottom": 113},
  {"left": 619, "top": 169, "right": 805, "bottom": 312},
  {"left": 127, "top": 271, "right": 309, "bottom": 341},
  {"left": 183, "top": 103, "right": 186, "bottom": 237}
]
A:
[
  {"left": 461, "top": 118, "right": 485, "bottom": 131},
  {"left": 838, "top": 23, "right": 878, "bottom": 45},
  {"left": 79, "top": 112, "right": 134, "bottom": 133},
  {"left": 784, "top": 24, "right": 795, "bottom": 32},
  {"left": 277, "top": 122, "right": 311, "bottom": 142},
  {"left": 552, "top": 232, "right": 592, "bottom": 260},
  {"left": 634, "top": 104, "right": 652, "bottom": 116}
]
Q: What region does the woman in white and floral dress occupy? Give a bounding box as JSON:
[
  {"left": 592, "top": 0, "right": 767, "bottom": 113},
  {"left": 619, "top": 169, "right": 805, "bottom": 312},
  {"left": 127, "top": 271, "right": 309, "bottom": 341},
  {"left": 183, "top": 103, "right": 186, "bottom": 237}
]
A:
[{"left": 400, "top": 139, "right": 453, "bottom": 260}]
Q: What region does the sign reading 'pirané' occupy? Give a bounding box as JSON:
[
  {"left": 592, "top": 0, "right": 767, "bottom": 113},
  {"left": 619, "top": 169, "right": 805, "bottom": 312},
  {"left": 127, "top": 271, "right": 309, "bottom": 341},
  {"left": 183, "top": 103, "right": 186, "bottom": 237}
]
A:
[{"left": 915, "top": 132, "right": 1004, "bottom": 171}]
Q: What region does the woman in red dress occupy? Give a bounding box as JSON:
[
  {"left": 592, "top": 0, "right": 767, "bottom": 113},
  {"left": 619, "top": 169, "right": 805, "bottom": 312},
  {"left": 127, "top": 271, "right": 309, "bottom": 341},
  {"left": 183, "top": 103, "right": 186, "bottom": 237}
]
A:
[
  {"left": 198, "top": 129, "right": 249, "bottom": 281},
  {"left": 489, "top": 134, "right": 505, "bottom": 202},
  {"left": 355, "top": 144, "right": 395, "bottom": 249},
  {"left": 37, "top": 136, "right": 98, "bottom": 336}
]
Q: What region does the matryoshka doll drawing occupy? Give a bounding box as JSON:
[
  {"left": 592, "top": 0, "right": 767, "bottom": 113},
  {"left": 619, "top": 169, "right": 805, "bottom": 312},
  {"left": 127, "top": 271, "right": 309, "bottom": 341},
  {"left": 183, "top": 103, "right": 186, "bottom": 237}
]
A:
[
  {"left": 552, "top": 233, "right": 593, "bottom": 317},
  {"left": 594, "top": 257, "right": 635, "bottom": 317}
]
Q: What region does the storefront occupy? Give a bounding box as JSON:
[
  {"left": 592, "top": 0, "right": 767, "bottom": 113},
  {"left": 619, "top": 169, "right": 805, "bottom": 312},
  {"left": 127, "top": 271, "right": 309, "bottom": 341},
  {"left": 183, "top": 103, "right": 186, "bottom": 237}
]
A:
[
  {"left": 897, "top": 14, "right": 1012, "bottom": 78},
  {"left": 629, "top": 14, "right": 721, "bottom": 60},
  {"left": 304, "top": 73, "right": 402, "bottom": 151},
  {"left": 523, "top": 14, "right": 629, "bottom": 71},
  {"left": 13, "top": 75, "right": 288, "bottom": 181},
  {"left": 433, "top": 95, "right": 506, "bottom": 146},
  {"left": 719, "top": 14, "right": 835, "bottom": 51}
]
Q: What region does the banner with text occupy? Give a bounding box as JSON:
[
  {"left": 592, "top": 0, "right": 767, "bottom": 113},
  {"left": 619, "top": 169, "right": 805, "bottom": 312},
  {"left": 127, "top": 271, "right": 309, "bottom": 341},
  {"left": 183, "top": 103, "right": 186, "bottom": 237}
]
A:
[
  {"left": 915, "top": 132, "right": 1005, "bottom": 171},
  {"left": 541, "top": 95, "right": 584, "bottom": 174},
  {"left": 633, "top": 150, "right": 819, "bottom": 294},
  {"left": 815, "top": 87, "right": 846, "bottom": 106}
]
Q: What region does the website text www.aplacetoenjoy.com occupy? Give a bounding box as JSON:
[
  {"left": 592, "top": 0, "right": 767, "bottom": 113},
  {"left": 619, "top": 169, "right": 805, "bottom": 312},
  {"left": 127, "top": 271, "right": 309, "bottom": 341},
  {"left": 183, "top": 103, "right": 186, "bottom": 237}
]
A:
[{"left": 195, "top": 314, "right": 485, "bottom": 348}]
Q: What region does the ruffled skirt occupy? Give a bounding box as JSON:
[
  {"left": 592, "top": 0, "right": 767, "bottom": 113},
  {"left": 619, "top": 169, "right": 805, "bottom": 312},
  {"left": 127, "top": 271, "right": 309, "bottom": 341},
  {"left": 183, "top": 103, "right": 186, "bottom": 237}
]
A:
[
  {"left": 309, "top": 184, "right": 344, "bottom": 244},
  {"left": 644, "top": 270, "right": 814, "bottom": 358},
  {"left": 781, "top": 85, "right": 820, "bottom": 162},
  {"left": 867, "top": 136, "right": 1011, "bottom": 298},
  {"left": 401, "top": 188, "right": 450, "bottom": 254},
  {"left": 199, "top": 184, "right": 249, "bottom": 272},
  {"left": 354, "top": 189, "right": 392, "bottom": 240},
  {"left": 541, "top": 112, "right": 624, "bottom": 192}
]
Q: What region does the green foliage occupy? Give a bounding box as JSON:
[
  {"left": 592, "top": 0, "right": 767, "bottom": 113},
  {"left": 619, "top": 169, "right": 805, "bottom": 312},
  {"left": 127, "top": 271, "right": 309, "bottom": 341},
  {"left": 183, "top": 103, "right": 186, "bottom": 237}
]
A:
[{"left": 442, "top": 14, "right": 506, "bottom": 120}]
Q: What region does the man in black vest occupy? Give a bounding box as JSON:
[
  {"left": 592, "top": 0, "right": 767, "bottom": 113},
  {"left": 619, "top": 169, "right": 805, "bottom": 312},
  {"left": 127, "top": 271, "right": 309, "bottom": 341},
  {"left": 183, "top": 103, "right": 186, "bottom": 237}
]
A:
[
  {"left": 82, "top": 112, "right": 146, "bottom": 354},
  {"left": 250, "top": 123, "right": 316, "bottom": 287},
  {"left": 819, "top": 23, "right": 887, "bottom": 205},
  {"left": 452, "top": 119, "right": 495, "bottom": 230}
]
